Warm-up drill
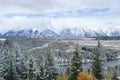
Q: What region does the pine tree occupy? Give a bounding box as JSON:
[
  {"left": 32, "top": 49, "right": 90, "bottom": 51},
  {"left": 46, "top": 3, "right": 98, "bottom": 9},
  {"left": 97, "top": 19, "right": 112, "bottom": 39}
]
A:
[
  {"left": 44, "top": 49, "right": 58, "bottom": 80},
  {"left": 0, "top": 39, "right": 27, "bottom": 80},
  {"left": 0, "top": 39, "right": 16, "bottom": 80},
  {"left": 36, "top": 66, "right": 45, "bottom": 80},
  {"left": 36, "top": 74, "right": 40, "bottom": 80},
  {"left": 28, "top": 58, "right": 34, "bottom": 80},
  {"left": 69, "top": 48, "right": 82, "bottom": 80},
  {"left": 6, "top": 60, "right": 15, "bottom": 80},
  {"left": 14, "top": 50, "right": 27, "bottom": 80},
  {"left": 92, "top": 41, "right": 103, "bottom": 80}
]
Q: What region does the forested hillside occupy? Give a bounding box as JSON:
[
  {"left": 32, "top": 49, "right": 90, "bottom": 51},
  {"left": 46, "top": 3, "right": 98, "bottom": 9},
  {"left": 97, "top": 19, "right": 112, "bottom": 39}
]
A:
[{"left": 0, "top": 39, "right": 119, "bottom": 80}]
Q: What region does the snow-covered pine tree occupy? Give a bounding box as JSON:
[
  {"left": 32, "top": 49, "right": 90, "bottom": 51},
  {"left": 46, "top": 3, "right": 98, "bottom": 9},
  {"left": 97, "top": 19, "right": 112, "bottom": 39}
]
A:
[
  {"left": 92, "top": 41, "right": 103, "bottom": 80},
  {"left": 69, "top": 48, "right": 82, "bottom": 80},
  {"left": 0, "top": 41, "right": 5, "bottom": 79},
  {"left": 36, "top": 66, "right": 44, "bottom": 80},
  {"left": 44, "top": 48, "right": 58, "bottom": 80},
  {"left": 14, "top": 50, "right": 27, "bottom": 80},
  {"left": 0, "top": 39, "right": 17, "bottom": 80},
  {"left": 35, "top": 51, "right": 45, "bottom": 80},
  {"left": 28, "top": 58, "right": 34, "bottom": 80},
  {"left": 0, "top": 39, "right": 27, "bottom": 80}
]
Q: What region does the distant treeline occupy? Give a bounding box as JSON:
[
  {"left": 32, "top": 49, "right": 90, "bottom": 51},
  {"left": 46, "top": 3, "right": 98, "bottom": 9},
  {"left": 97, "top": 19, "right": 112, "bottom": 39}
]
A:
[
  {"left": 1, "top": 36, "right": 120, "bottom": 40},
  {"left": 94, "top": 36, "right": 120, "bottom": 40}
]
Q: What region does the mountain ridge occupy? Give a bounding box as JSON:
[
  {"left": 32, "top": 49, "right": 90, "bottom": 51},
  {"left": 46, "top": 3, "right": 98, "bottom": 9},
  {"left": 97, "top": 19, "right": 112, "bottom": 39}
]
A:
[{"left": 0, "top": 27, "right": 120, "bottom": 39}]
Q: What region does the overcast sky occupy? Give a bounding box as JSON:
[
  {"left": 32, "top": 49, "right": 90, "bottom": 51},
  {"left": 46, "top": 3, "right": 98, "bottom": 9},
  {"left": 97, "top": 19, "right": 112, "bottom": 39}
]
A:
[{"left": 0, "top": 0, "right": 120, "bottom": 33}]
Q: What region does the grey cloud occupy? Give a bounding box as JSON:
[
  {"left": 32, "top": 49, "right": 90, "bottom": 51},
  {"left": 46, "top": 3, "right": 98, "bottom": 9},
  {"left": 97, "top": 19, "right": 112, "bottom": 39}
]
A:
[
  {"left": 0, "top": 0, "right": 119, "bottom": 33},
  {"left": 0, "top": 0, "right": 120, "bottom": 14}
]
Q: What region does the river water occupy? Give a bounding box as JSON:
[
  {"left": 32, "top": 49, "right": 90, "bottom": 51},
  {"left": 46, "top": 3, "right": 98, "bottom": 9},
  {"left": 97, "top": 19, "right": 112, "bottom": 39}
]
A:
[{"left": 59, "top": 59, "right": 120, "bottom": 76}]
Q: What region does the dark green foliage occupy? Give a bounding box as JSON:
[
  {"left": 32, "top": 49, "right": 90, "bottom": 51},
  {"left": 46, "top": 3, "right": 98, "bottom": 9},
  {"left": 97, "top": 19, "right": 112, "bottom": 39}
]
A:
[
  {"left": 1, "top": 39, "right": 16, "bottom": 80},
  {"left": 14, "top": 50, "right": 27, "bottom": 80},
  {"left": 36, "top": 74, "right": 40, "bottom": 80},
  {"left": 44, "top": 50, "right": 58, "bottom": 80},
  {"left": 28, "top": 59, "right": 34, "bottom": 80},
  {"left": 95, "top": 36, "right": 120, "bottom": 40},
  {"left": 5, "top": 60, "right": 15, "bottom": 80},
  {"left": 2, "top": 39, "right": 27, "bottom": 80},
  {"left": 92, "top": 41, "right": 103, "bottom": 80},
  {"left": 4, "top": 39, "right": 13, "bottom": 48},
  {"left": 82, "top": 46, "right": 92, "bottom": 52},
  {"left": 36, "top": 66, "right": 45, "bottom": 80},
  {"left": 36, "top": 46, "right": 57, "bottom": 80},
  {"left": 69, "top": 48, "right": 82, "bottom": 80}
]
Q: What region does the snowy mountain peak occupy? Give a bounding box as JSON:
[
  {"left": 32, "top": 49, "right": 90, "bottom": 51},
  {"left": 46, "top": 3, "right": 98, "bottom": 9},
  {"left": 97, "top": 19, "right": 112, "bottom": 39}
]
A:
[
  {"left": 40, "top": 29, "right": 59, "bottom": 38},
  {"left": 1, "top": 27, "right": 120, "bottom": 38}
]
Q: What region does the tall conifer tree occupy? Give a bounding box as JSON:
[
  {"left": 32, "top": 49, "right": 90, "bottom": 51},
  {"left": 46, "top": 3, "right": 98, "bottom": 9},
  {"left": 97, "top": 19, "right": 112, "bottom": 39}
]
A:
[
  {"left": 69, "top": 48, "right": 82, "bottom": 80},
  {"left": 92, "top": 41, "right": 103, "bottom": 80}
]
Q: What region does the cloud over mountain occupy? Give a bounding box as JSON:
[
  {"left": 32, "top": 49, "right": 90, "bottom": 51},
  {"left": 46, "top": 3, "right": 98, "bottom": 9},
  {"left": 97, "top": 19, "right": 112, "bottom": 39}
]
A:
[{"left": 0, "top": 0, "right": 120, "bottom": 33}]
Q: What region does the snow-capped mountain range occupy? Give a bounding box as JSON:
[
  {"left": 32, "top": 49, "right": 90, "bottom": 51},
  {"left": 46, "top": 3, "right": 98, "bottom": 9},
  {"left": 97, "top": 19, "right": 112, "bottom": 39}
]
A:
[{"left": 0, "top": 27, "right": 120, "bottom": 38}]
